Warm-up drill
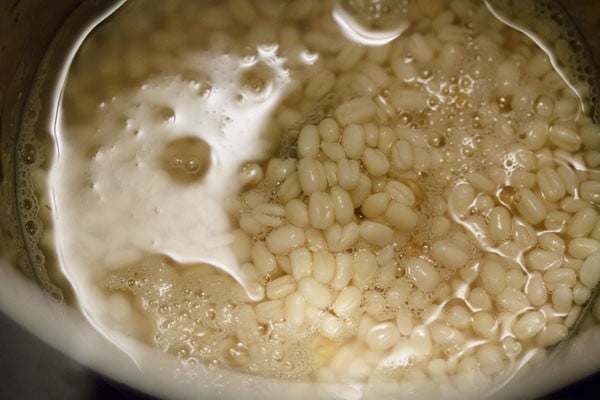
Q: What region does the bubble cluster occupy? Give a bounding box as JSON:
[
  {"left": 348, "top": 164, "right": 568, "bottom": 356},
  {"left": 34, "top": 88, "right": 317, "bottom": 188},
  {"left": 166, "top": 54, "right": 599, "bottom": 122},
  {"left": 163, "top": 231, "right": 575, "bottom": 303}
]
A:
[{"left": 106, "top": 255, "right": 313, "bottom": 378}]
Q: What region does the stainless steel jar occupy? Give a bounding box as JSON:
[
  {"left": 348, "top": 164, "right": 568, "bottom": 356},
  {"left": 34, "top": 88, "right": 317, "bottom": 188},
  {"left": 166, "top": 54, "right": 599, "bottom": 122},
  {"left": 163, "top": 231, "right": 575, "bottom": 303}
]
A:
[{"left": 1, "top": 1, "right": 599, "bottom": 399}]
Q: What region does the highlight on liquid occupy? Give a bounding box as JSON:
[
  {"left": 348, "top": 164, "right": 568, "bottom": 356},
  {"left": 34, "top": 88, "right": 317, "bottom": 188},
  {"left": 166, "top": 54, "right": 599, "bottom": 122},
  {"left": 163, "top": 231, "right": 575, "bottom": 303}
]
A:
[{"left": 28, "top": 0, "right": 600, "bottom": 396}]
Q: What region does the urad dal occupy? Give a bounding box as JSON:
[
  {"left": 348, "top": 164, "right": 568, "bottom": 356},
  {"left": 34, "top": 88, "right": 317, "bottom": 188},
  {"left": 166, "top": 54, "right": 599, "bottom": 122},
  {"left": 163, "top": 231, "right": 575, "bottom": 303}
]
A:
[{"left": 38, "top": 0, "right": 600, "bottom": 395}]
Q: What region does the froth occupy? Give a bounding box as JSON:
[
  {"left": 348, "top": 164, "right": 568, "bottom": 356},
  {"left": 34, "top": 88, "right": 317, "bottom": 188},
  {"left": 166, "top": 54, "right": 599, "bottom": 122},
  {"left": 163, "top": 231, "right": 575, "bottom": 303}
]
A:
[{"left": 105, "top": 254, "right": 314, "bottom": 378}]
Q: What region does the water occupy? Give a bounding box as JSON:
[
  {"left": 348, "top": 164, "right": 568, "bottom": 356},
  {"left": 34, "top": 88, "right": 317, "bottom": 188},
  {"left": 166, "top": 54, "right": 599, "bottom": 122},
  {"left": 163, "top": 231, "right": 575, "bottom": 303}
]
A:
[{"left": 16, "top": 0, "right": 600, "bottom": 396}]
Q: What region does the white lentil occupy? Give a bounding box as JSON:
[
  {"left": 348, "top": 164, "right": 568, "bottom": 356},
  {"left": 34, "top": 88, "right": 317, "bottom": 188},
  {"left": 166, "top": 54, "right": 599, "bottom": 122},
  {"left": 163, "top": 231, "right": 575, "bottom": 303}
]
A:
[
  {"left": 497, "top": 288, "right": 530, "bottom": 313},
  {"left": 297, "top": 125, "right": 320, "bottom": 159},
  {"left": 353, "top": 249, "right": 378, "bottom": 288},
  {"left": 320, "top": 141, "right": 345, "bottom": 161},
  {"left": 290, "top": 247, "right": 312, "bottom": 281},
  {"left": 309, "top": 192, "right": 335, "bottom": 230},
  {"left": 551, "top": 286, "right": 573, "bottom": 313},
  {"left": 366, "top": 322, "right": 401, "bottom": 350},
  {"left": 325, "top": 222, "right": 360, "bottom": 252},
  {"left": 359, "top": 221, "right": 395, "bottom": 247},
  {"left": 298, "top": 277, "right": 331, "bottom": 309},
  {"left": 386, "top": 279, "right": 411, "bottom": 308},
  {"left": 544, "top": 211, "right": 570, "bottom": 232},
  {"left": 332, "top": 286, "right": 361, "bottom": 318},
  {"left": 390, "top": 88, "right": 428, "bottom": 111},
  {"left": 430, "top": 216, "right": 451, "bottom": 238},
  {"left": 412, "top": 147, "right": 433, "bottom": 171},
  {"left": 579, "top": 251, "right": 600, "bottom": 288},
  {"left": 514, "top": 188, "right": 546, "bottom": 225},
  {"left": 445, "top": 304, "right": 471, "bottom": 329},
  {"left": 580, "top": 180, "right": 600, "bottom": 203},
  {"left": 384, "top": 180, "right": 416, "bottom": 206},
  {"left": 285, "top": 198, "right": 309, "bottom": 228},
  {"left": 265, "top": 158, "right": 296, "bottom": 183},
  {"left": 536, "top": 323, "right": 568, "bottom": 347},
  {"left": 513, "top": 311, "right": 545, "bottom": 340},
  {"left": 538, "top": 232, "right": 565, "bottom": 255},
  {"left": 524, "top": 119, "right": 549, "bottom": 150},
  {"left": 312, "top": 251, "right": 335, "bottom": 284},
  {"left": 305, "top": 69, "right": 336, "bottom": 100},
  {"left": 543, "top": 268, "right": 576, "bottom": 289},
  {"left": 350, "top": 173, "right": 372, "bottom": 208},
  {"left": 365, "top": 291, "right": 386, "bottom": 316},
  {"left": 549, "top": 123, "right": 582, "bottom": 152},
  {"left": 557, "top": 165, "right": 579, "bottom": 196},
  {"left": 377, "top": 126, "right": 396, "bottom": 154},
  {"left": 250, "top": 242, "right": 277, "bottom": 275},
  {"left": 256, "top": 300, "right": 285, "bottom": 323},
  {"left": 526, "top": 274, "right": 548, "bottom": 307},
  {"left": 468, "top": 288, "right": 493, "bottom": 311},
  {"left": 506, "top": 269, "right": 527, "bottom": 290},
  {"left": 565, "top": 306, "right": 582, "bottom": 328},
  {"left": 327, "top": 186, "right": 353, "bottom": 225},
  {"left": 566, "top": 208, "right": 598, "bottom": 238},
  {"left": 477, "top": 345, "right": 505, "bottom": 376},
  {"left": 391, "top": 58, "right": 418, "bottom": 82},
  {"left": 336, "top": 42, "right": 366, "bottom": 71},
  {"left": 336, "top": 158, "right": 361, "bottom": 191},
  {"left": 266, "top": 275, "right": 296, "bottom": 300},
  {"left": 396, "top": 308, "right": 414, "bottom": 336},
  {"left": 410, "top": 327, "right": 433, "bottom": 361},
  {"left": 568, "top": 238, "right": 600, "bottom": 259},
  {"left": 361, "top": 192, "right": 391, "bottom": 219},
  {"left": 362, "top": 148, "right": 390, "bottom": 176},
  {"left": 561, "top": 196, "right": 591, "bottom": 213},
  {"left": 298, "top": 158, "right": 327, "bottom": 195},
  {"left": 236, "top": 305, "right": 259, "bottom": 344},
  {"left": 318, "top": 118, "right": 340, "bottom": 142},
  {"left": 512, "top": 222, "right": 538, "bottom": 250},
  {"left": 431, "top": 240, "right": 469, "bottom": 269},
  {"left": 265, "top": 224, "right": 305, "bottom": 255},
  {"left": 363, "top": 123, "right": 379, "bottom": 147},
  {"left": 526, "top": 249, "right": 562, "bottom": 271},
  {"left": 449, "top": 183, "right": 475, "bottom": 216},
  {"left": 390, "top": 139, "right": 414, "bottom": 170},
  {"left": 537, "top": 168, "right": 566, "bottom": 202},
  {"left": 279, "top": 172, "right": 302, "bottom": 203},
  {"left": 430, "top": 322, "right": 465, "bottom": 346},
  {"left": 472, "top": 312, "right": 497, "bottom": 338},
  {"left": 385, "top": 201, "right": 419, "bottom": 232},
  {"left": 331, "top": 253, "right": 354, "bottom": 291},
  {"left": 572, "top": 282, "right": 591, "bottom": 305},
  {"left": 405, "top": 258, "right": 440, "bottom": 292},
  {"left": 335, "top": 97, "right": 377, "bottom": 125},
  {"left": 466, "top": 172, "right": 496, "bottom": 194},
  {"left": 480, "top": 260, "right": 506, "bottom": 296},
  {"left": 319, "top": 313, "right": 343, "bottom": 339}
]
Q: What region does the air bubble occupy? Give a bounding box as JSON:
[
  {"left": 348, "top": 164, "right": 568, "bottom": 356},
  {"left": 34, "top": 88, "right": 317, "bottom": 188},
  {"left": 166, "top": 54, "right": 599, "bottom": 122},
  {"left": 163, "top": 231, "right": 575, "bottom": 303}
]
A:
[
  {"left": 428, "top": 134, "right": 445, "bottom": 148},
  {"left": 158, "top": 304, "right": 170, "bottom": 314},
  {"left": 161, "top": 136, "right": 212, "bottom": 183},
  {"left": 22, "top": 198, "right": 33, "bottom": 211},
  {"left": 25, "top": 220, "right": 38, "bottom": 235},
  {"left": 155, "top": 106, "right": 176, "bottom": 123},
  {"left": 238, "top": 63, "right": 275, "bottom": 102},
  {"left": 205, "top": 308, "right": 216, "bottom": 320},
  {"left": 22, "top": 143, "right": 37, "bottom": 165}
]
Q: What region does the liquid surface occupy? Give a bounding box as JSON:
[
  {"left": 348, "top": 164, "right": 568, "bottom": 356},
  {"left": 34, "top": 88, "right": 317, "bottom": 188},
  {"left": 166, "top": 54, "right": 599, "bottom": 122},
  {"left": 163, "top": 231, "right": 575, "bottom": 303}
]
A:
[{"left": 35, "top": 0, "right": 600, "bottom": 396}]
